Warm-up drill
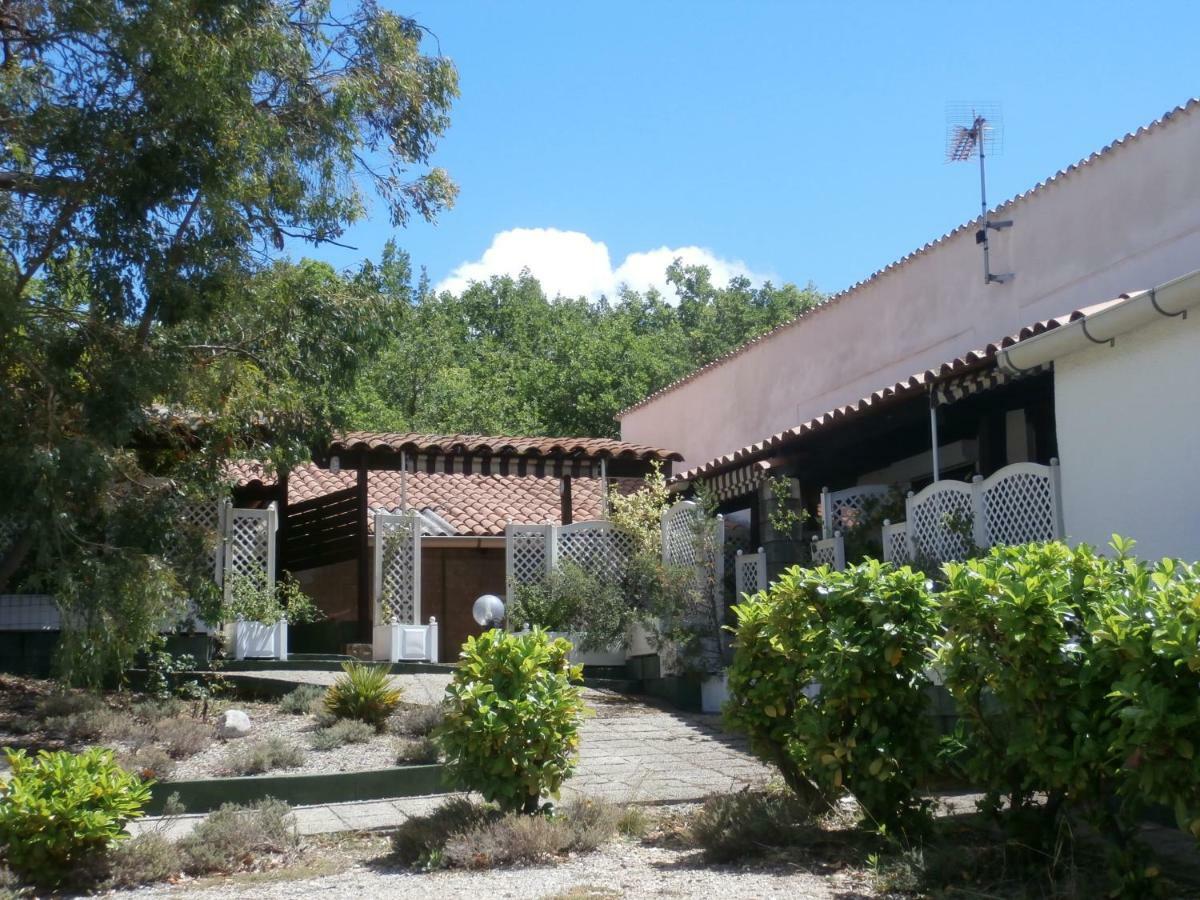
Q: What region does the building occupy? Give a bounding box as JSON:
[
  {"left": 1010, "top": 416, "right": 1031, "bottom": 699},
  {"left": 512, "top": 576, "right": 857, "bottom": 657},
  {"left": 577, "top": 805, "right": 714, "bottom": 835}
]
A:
[{"left": 618, "top": 100, "right": 1200, "bottom": 563}]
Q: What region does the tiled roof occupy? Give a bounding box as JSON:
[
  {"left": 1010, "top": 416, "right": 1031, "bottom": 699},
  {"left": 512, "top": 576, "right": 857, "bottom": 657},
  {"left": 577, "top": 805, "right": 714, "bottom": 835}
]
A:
[
  {"left": 619, "top": 98, "right": 1200, "bottom": 420},
  {"left": 670, "top": 299, "right": 1121, "bottom": 483},
  {"left": 328, "top": 431, "right": 681, "bottom": 462},
  {"left": 236, "top": 463, "right": 638, "bottom": 536}
]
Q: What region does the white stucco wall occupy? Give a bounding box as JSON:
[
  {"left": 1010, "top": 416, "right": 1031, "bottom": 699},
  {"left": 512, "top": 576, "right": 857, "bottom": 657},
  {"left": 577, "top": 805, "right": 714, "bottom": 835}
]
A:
[
  {"left": 1054, "top": 314, "right": 1200, "bottom": 560},
  {"left": 620, "top": 102, "right": 1200, "bottom": 470}
]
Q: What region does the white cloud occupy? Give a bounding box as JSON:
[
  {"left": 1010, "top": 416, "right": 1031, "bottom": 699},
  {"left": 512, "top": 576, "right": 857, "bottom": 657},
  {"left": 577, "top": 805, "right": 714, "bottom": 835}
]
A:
[{"left": 435, "top": 227, "right": 769, "bottom": 301}]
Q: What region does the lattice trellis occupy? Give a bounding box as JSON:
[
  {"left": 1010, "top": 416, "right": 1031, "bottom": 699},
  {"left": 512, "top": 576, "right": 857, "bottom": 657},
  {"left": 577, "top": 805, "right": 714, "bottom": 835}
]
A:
[
  {"left": 661, "top": 501, "right": 705, "bottom": 569},
  {"left": 375, "top": 511, "right": 421, "bottom": 624},
  {"left": 172, "top": 501, "right": 223, "bottom": 584},
  {"left": 809, "top": 534, "right": 846, "bottom": 570},
  {"left": 506, "top": 523, "right": 553, "bottom": 594},
  {"left": 980, "top": 463, "right": 1060, "bottom": 546},
  {"left": 557, "top": 521, "right": 635, "bottom": 585},
  {"left": 820, "top": 485, "right": 890, "bottom": 538},
  {"left": 907, "top": 480, "right": 976, "bottom": 564},
  {"left": 735, "top": 549, "right": 767, "bottom": 598},
  {"left": 882, "top": 520, "right": 911, "bottom": 565},
  {"left": 223, "top": 505, "right": 275, "bottom": 599}
]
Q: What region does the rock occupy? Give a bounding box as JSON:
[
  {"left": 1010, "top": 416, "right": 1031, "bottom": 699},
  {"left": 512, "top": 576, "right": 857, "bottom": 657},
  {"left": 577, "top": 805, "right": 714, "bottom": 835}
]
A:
[{"left": 217, "top": 709, "right": 252, "bottom": 739}]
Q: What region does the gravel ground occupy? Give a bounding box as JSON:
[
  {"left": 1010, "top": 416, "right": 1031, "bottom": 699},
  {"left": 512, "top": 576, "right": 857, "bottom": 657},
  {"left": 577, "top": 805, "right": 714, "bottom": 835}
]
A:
[{"left": 123, "top": 839, "right": 875, "bottom": 899}]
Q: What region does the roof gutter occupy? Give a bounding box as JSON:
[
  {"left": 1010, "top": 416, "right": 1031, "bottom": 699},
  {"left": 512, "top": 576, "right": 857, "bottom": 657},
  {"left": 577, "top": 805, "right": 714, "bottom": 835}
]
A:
[{"left": 997, "top": 268, "right": 1200, "bottom": 374}]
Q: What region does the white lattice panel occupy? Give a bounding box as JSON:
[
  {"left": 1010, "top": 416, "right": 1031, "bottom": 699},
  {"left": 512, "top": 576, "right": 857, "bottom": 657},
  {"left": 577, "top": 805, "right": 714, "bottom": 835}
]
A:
[
  {"left": 882, "top": 520, "right": 911, "bottom": 565},
  {"left": 173, "top": 501, "right": 222, "bottom": 583},
  {"left": 907, "top": 481, "right": 976, "bottom": 563},
  {"left": 506, "top": 523, "right": 552, "bottom": 593},
  {"left": 557, "top": 521, "right": 635, "bottom": 584},
  {"left": 376, "top": 511, "right": 421, "bottom": 624},
  {"left": 980, "top": 462, "right": 1061, "bottom": 546},
  {"left": 661, "top": 501, "right": 704, "bottom": 569},
  {"left": 820, "top": 484, "right": 890, "bottom": 537},
  {"left": 809, "top": 534, "right": 846, "bottom": 570},
  {"left": 735, "top": 549, "right": 767, "bottom": 598}
]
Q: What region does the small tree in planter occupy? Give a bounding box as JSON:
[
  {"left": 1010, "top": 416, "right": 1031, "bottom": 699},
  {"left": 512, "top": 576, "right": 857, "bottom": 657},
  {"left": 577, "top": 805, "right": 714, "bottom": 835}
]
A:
[
  {"left": 223, "top": 574, "right": 322, "bottom": 659},
  {"left": 436, "top": 628, "right": 585, "bottom": 813}
]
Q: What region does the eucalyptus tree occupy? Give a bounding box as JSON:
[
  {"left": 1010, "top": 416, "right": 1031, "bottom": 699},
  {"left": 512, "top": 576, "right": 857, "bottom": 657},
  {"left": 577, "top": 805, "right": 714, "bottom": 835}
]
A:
[{"left": 0, "top": 0, "right": 457, "bottom": 682}]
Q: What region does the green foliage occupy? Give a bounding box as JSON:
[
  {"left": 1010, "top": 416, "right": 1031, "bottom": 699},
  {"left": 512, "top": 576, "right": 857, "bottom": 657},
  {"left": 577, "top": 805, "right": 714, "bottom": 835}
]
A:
[
  {"left": 104, "top": 830, "right": 181, "bottom": 889},
  {"left": 437, "top": 629, "right": 586, "bottom": 813},
  {"left": 277, "top": 684, "right": 325, "bottom": 715},
  {"left": 222, "top": 736, "right": 305, "bottom": 776},
  {"left": 508, "top": 562, "right": 629, "bottom": 652},
  {"left": 608, "top": 463, "right": 674, "bottom": 557},
  {"left": 0, "top": 0, "right": 456, "bottom": 684},
  {"left": 224, "top": 574, "right": 324, "bottom": 626},
  {"left": 395, "top": 737, "right": 439, "bottom": 765},
  {"left": 390, "top": 797, "right": 494, "bottom": 868},
  {"left": 725, "top": 561, "right": 939, "bottom": 835},
  {"left": 766, "top": 476, "right": 807, "bottom": 540},
  {"left": 0, "top": 748, "right": 151, "bottom": 887},
  {"left": 310, "top": 719, "right": 374, "bottom": 751},
  {"left": 176, "top": 799, "right": 299, "bottom": 876},
  {"left": 393, "top": 703, "right": 445, "bottom": 737},
  {"left": 323, "top": 660, "right": 403, "bottom": 731}
]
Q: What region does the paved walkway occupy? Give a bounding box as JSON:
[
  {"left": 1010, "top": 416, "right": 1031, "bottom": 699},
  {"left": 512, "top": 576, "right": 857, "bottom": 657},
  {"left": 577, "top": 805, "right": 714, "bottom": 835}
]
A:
[{"left": 137, "top": 671, "right": 770, "bottom": 837}]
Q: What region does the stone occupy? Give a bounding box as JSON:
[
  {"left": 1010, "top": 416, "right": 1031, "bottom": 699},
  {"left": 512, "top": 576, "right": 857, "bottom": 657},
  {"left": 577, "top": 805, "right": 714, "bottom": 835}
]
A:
[{"left": 216, "top": 709, "right": 252, "bottom": 738}]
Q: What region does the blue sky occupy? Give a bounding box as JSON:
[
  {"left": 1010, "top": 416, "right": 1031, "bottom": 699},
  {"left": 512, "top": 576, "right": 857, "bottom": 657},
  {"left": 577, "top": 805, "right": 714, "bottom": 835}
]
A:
[{"left": 316, "top": 1, "right": 1200, "bottom": 299}]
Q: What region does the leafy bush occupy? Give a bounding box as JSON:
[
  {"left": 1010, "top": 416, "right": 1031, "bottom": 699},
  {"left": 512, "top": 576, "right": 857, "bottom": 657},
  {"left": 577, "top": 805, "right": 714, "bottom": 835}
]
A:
[
  {"left": 437, "top": 628, "right": 586, "bottom": 813},
  {"left": 223, "top": 573, "right": 323, "bottom": 626},
  {"left": 0, "top": 748, "right": 151, "bottom": 887},
  {"left": 222, "top": 737, "right": 305, "bottom": 776},
  {"left": 277, "top": 684, "right": 325, "bottom": 715},
  {"left": 725, "top": 560, "right": 939, "bottom": 834},
  {"left": 154, "top": 717, "right": 213, "bottom": 759},
  {"left": 687, "top": 788, "right": 822, "bottom": 862},
  {"left": 508, "top": 563, "right": 629, "bottom": 652},
  {"left": 323, "top": 660, "right": 402, "bottom": 731},
  {"left": 311, "top": 719, "right": 375, "bottom": 751},
  {"left": 396, "top": 736, "right": 439, "bottom": 765},
  {"left": 177, "top": 799, "right": 299, "bottom": 875}
]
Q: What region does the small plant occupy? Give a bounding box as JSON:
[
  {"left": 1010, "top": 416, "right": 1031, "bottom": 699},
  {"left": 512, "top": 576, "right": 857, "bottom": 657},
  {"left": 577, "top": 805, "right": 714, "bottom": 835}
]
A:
[
  {"left": 222, "top": 736, "right": 305, "bottom": 776},
  {"left": 392, "top": 703, "right": 444, "bottom": 737},
  {"left": 437, "top": 628, "right": 586, "bottom": 813},
  {"left": 391, "top": 797, "right": 495, "bottom": 867},
  {"left": 686, "top": 788, "right": 821, "bottom": 862},
  {"left": 0, "top": 748, "right": 152, "bottom": 887},
  {"left": 395, "top": 736, "right": 439, "bottom": 765},
  {"left": 223, "top": 573, "right": 323, "bottom": 626},
  {"left": 105, "top": 831, "right": 182, "bottom": 888},
  {"left": 277, "top": 684, "right": 324, "bottom": 715},
  {"left": 767, "top": 475, "right": 808, "bottom": 539},
  {"left": 154, "top": 717, "right": 213, "bottom": 759},
  {"left": 615, "top": 805, "right": 651, "bottom": 838},
  {"left": 118, "top": 745, "right": 176, "bottom": 781},
  {"left": 323, "top": 660, "right": 402, "bottom": 731},
  {"left": 43, "top": 705, "right": 129, "bottom": 744},
  {"left": 444, "top": 813, "right": 574, "bottom": 868},
  {"left": 310, "top": 719, "right": 375, "bottom": 751},
  {"left": 177, "top": 799, "right": 299, "bottom": 875}
]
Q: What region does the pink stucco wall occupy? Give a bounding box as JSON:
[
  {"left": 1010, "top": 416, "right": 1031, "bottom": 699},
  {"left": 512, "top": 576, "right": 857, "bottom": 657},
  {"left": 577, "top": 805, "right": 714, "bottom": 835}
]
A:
[{"left": 619, "top": 103, "right": 1200, "bottom": 470}]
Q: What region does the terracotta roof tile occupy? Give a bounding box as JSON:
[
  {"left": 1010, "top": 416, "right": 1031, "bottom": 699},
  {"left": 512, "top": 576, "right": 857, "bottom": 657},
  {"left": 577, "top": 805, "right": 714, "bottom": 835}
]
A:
[
  {"left": 618, "top": 98, "right": 1200, "bottom": 419},
  {"left": 328, "top": 431, "right": 680, "bottom": 462}
]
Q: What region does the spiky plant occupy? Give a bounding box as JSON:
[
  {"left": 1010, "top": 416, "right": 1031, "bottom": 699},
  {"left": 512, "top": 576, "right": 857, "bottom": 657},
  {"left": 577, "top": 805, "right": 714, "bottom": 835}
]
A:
[{"left": 323, "top": 661, "right": 402, "bottom": 732}]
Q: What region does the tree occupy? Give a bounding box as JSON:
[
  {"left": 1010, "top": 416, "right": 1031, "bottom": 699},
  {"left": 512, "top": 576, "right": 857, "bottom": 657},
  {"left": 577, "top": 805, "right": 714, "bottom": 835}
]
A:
[
  {"left": 344, "top": 259, "right": 823, "bottom": 437},
  {"left": 0, "top": 0, "right": 458, "bottom": 683}
]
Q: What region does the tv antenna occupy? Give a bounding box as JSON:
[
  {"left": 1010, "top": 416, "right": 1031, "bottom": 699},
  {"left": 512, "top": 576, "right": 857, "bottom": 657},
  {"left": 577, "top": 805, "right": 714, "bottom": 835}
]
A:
[{"left": 946, "top": 103, "right": 1013, "bottom": 285}]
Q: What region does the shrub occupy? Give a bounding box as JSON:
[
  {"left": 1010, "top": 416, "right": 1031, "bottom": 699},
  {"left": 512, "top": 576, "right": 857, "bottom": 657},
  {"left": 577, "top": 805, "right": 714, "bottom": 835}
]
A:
[
  {"left": 395, "top": 736, "right": 438, "bottom": 765},
  {"left": 154, "top": 717, "right": 213, "bottom": 759},
  {"left": 311, "top": 719, "right": 375, "bottom": 751},
  {"left": 222, "top": 737, "right": 305, "bottom": 776},
  {"left": 439, "top": 799, "right": 620, "bottom": 869},
  {"left": 615, "top": 805, "right": 650, "bottom": 838},
  {"left": 393, "top": 703, "right": 444, "bottom": 737},
  {"left": 278, "top": 684, "right": 324, "bottom": 715},
  {"left": 118, "top": 745, "right": 176, "bottom": 781},
  {"left": 323, "top": 661, "right": 402, "bottom": 731},
  {"left": 686, "top": 788, "right": 821, "bottom": 862},
  {"left": 508, "top": 563, "right": 628, "bottom": 652},
  {"left": 105, "top": 831, "right": 181, "bottom": 888},
  {"left": 43, "top": 705, "right": 130, "bottom": 744},
  {"left": 391, "top": 797, "right": 494, "bottom": 867},
  {"left": 177, "top": 799, "right": 299, "bottom": 875},
  {"left": 0, "top": 748, "right": 151, "bottom": 887},
  {"left": 725, "top": 560, "right": 939, "bottom": 834},
  {"left": 437, "top": 628, "right": 586, "bottom": 813},
  {"left": 34, "top": 690, "right": 101, "bottom": 721}
]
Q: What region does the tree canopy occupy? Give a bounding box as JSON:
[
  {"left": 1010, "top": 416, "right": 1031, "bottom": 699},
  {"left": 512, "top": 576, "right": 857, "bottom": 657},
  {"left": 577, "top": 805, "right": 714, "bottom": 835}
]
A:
[
  {"left": 0, "top": 0, "right": 457, "bottom": 681},
  {"left": 345, "top": 245, "right": 823, "bottom": 438}
]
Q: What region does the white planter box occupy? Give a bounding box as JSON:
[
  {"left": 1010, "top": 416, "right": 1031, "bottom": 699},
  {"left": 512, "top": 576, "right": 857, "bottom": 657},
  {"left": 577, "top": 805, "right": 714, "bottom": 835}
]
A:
[
  {"left": 546, "top": 632, "right": 625, "bottom": 667},
  {"left": 232, "top": 620, "right": 287, "bottom": 660},
  {"left": 701, "top": 671, "right": 729, "bottom": 714},
  {"left": 625, "top": 622, "right": 657, "bottom": 657},
  {"left": 373, "top": 620, "right": 439, "bottom": 663}
]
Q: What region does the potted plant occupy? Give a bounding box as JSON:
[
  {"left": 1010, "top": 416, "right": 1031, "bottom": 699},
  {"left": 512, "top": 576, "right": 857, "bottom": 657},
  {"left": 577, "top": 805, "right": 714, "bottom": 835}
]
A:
[{"left": 224, "top": 574, "right": 322, "bottom": 660}]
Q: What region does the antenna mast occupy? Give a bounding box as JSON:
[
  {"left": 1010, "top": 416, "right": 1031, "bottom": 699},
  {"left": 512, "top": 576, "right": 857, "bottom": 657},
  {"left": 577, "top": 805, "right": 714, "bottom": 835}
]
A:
[{"left": 947, "top": 103, "right": 1013, "bottom": 285}]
